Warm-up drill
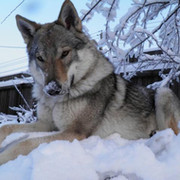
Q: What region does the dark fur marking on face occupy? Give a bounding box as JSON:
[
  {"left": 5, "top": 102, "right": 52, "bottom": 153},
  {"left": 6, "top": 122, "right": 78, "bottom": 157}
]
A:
[{"left": 70, "top": 75, "right": 74, "bottom": 87}]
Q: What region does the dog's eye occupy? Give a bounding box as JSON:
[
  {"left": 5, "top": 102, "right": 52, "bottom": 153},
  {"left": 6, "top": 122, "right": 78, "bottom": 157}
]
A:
[
  {"left": 36, "top": 56, "right": 44, "bottom": 62},
  {"left": 61, "top": 50, "right": 69, "bottom": 58}
]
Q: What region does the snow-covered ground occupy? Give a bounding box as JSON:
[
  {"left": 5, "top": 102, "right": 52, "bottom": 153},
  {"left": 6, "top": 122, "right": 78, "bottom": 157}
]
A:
[{"left": 0, "top": 122, "right": 179, "bottom": 180}]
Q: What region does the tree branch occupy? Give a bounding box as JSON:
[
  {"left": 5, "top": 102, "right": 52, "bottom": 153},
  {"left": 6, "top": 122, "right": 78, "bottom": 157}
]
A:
[
  {"left": 81, "top": 0, "right": 102, "bottom": 21},
  {"left": 125, "top": 4, "right": 180, "bottom": 58},
  {"left": 1, "top": 0, "right": 25, "bottom": 24}
]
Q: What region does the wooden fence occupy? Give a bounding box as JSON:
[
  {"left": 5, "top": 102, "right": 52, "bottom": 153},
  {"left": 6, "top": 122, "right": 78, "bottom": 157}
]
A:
[
  {"left": 0, "top": 72, "right": 180, "bottom": 115},
  {"left": 0, "top": 84, "right": 33, "bottom": 115},
  {"left": 131, "top": 71, "right": 180, "bottom": 98},
  {"left": 0, "top": 74, "right": 33, "bottom": 115}
]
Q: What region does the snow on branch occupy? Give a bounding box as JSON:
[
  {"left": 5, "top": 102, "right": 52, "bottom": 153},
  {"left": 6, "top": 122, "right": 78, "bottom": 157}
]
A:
[
  {"left": 11, "top": 79, "right": 36, "bottom": 123},
  {"left": 82, "top": 0, "right": 180, "bottom": 87}
]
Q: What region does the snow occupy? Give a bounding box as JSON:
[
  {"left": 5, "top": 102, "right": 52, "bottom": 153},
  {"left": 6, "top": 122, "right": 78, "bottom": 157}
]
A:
[
  {"left": 0, "top": 128, "right": 179, "bottom": 180},
  {"left": 0, "top": 76, "right": 33, "bottom": 88}
]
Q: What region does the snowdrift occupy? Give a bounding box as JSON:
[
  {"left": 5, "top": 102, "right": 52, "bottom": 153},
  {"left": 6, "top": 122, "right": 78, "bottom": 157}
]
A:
[{"left": 0, "top": 129, "right": 179, "bottom": 180}]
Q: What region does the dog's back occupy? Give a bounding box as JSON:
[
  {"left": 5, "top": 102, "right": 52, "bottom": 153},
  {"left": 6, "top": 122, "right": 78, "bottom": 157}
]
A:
[
  {"left": 93, "top": 77, "right": 180, "bottom": 139},
  {"left": 92, "top": 76, "right": 156, "bottom": 139}
]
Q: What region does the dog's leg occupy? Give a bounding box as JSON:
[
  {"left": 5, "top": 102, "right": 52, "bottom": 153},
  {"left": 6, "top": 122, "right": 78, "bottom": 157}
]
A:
[
  {"left": 0, "top": 130, "right": 86, "bottom": 165},
  {"left": 0, "top": 121, "right": 55, "bottom": 146},
  {"left": 168, "top": 116, "right": 179, "bottom": 135},
  {"left": 155, "top": 87, "right": 180, "bottom": 134}
]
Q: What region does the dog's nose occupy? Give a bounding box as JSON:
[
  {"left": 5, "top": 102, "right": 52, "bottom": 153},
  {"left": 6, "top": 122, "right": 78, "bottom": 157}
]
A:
[{"left": 43, "top": 81, "right": 62, "bottom": 96}]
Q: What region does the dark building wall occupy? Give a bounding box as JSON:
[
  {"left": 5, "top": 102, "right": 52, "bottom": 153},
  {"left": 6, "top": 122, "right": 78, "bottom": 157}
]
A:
[
  {"left": 0, "top": 83, "right": 33, "bottom": 115},
  {"left": 0, "top": 72, "right": 180, "bottom": 115}
]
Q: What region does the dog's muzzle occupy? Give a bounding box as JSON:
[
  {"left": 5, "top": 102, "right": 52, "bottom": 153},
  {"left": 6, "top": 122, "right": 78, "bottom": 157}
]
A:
[{"left": 43, "top": 81, "right": 68, "bottom": 97}]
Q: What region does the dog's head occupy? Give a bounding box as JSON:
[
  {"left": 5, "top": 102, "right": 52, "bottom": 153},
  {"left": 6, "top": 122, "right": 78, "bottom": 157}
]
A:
[{"left": 16, "top": 0, "right": 92, "bottom": 97}]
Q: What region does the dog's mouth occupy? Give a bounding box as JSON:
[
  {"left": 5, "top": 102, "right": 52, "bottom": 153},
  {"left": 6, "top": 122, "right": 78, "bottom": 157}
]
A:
[{"left": 43, "top": 81, "right": 68, "bottom": 97}]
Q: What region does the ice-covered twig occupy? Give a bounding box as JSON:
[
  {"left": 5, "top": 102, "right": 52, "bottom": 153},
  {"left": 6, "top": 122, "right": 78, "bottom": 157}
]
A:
[
  {"left": 12, "top": 80, "right": 36, "bottom": 122},
  {"left": 1, "top": 0, "right": 25, "bottom": 24},
  {"left": 13, "top": 82, "right": 31, "bottom": 111},
  {"left": 81, "top": 0, "right": 102, "bottom": 21},
  {"left": 82, "top": 0, "right": 180, "bottom": 84},
  {"left": 10, "top": 106, "right": 37, "bottom": 123}
]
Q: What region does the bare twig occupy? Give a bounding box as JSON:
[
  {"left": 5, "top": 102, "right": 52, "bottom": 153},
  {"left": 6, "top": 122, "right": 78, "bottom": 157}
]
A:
[
  {"left": 1, "top": 0, "right": 25, "bottom": 24},
  {"left": 13, "top": 82, "right": 31, "bottom": 111},
  {"left": 81, "top": 0, "right": 102, "bottom": 21}
]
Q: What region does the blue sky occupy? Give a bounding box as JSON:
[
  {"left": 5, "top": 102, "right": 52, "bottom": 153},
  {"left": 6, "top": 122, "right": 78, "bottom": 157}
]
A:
[{"left": 0, "top": 0, "right": 131, "bottom": 76}]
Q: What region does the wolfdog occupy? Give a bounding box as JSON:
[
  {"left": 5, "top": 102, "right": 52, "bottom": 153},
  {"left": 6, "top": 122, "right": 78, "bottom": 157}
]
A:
[{"left": 0, "top": 0, "right": 179, "bottom": 164}]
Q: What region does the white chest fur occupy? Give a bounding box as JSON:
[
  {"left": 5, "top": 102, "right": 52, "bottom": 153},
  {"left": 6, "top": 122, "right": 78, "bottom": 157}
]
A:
[{"left": 52, "top": 97, "right": 88, "bottom": 132}]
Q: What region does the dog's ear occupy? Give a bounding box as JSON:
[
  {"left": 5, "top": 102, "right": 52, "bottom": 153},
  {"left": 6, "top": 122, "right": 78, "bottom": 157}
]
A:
[
  {"left": 16, "top": 15, "right": 40, "bottom": 44},
  {"left": 58, "top": 0, "right": 82, "bottom": 32}
]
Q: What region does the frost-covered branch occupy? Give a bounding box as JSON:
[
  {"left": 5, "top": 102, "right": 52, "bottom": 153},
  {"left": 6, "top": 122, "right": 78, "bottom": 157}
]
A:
[
  {"left": 12, "top": 80, "right": 36, "bottom": 123},
  {"left": 10, "top": 106, "right": 37, "bottom": 123},
  {"left": 13, "top": 82, "right": 31, "bottom": 111},
  {"left": 82, "top": 0, "right": 180, "bottom": 87},
  {"left": 81, "top": 0, "right": 102, "bottom": 21},
  {"left": 119, "top": 2, "right": 180, "bottom": 58}
]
